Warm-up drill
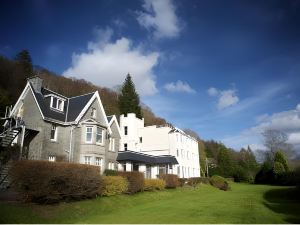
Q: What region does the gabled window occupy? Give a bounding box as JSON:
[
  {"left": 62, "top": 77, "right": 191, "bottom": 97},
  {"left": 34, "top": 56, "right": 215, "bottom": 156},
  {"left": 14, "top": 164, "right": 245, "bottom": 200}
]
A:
[
  {"left": 96, "top": 127, "right": 103, "bottom": 144},
  {"left": 50, "top": 96, "right": 64, "bottom": 112},
  {"left": 109, "top": 138, "right": 115, "bottom": 151},
  {"left": 50, "top": 124, "right": 57, "bottom": 141},
  {"left": 124, "top": 126, "right": 128, "bottom": 135},
  {"left": 91, "top": 108, "right": 96, "bottom": 118},
  {"left": 86, "top": 126, "right": 93, "bottom": 143}
]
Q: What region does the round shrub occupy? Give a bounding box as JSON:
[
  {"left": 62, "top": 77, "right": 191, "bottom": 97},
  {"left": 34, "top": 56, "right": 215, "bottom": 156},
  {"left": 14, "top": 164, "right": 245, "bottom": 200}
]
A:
[
  {"left": 143, "top": 179, "right": 166, "bottom": 191},
  {"left": 118, "top": 171, "right": 144, "bottom": 194},
  {"left": 101, "top": 176, "right": 128, "bottom": 196},
  {"left": 159, "top": 174, "right": 179, "bottom": 188},
  {"left": 210, "top": 175, "right": 230, "bottom": 191}
]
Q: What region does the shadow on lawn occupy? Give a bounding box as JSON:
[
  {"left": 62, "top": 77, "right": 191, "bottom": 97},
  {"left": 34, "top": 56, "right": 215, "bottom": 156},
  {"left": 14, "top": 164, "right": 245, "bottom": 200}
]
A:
[{"left": 263, "top": 187, "right": 300, "bottom": 224}]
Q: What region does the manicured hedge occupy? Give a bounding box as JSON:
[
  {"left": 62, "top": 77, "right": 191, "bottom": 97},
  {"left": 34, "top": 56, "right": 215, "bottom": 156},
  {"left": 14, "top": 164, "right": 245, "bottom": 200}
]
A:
[
  {"left": 101, "top": 176, "right": 128, "bottom": 196},
  {"left": 10, "top": 160, "right": 102, "bottom": 204},
  {"left": 118, "top": 171, "right": 144, "bottom": 194},
  {"left": 143, "top": 179, "right": 166, "bottom": 191},
  {"left": 210, "top": 175, "right": 230, "bottom": 191},
  {"left": 159, "top": 174, "right": 179, "bottom": 188}
]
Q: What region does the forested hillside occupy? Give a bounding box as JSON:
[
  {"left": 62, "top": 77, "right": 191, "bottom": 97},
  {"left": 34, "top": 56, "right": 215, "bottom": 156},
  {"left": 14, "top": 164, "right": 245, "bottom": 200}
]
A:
[{"left": 0, "top": 52, "right": 166, "bottom": 126}]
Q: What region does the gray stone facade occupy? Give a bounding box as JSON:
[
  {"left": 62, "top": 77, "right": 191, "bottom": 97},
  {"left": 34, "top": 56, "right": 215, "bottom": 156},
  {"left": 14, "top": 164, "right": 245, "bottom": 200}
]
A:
[{"left": 11, "top": 78, "right": 120, "bottom": 173}]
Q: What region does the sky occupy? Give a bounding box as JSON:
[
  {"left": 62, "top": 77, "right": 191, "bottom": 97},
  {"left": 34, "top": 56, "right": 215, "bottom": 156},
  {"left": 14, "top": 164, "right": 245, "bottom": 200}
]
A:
[{"left": 1, "top": 0, "right": 300, "bottom": 152}]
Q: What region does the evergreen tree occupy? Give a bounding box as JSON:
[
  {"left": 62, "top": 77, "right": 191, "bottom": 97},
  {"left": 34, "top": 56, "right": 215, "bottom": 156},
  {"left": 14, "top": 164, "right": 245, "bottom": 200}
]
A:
[
  {"left": 15, "top": 49, "right": 33, "bottom": 77},
  {"left": 274, "top": 151, "right": 289, "bottom": 172},
  {"left": 118, "top": 74, "right": 142, "bottom": 119}
]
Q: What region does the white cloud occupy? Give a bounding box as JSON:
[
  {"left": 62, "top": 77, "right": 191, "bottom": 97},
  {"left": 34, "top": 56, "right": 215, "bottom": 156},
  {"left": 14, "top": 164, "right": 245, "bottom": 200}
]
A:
[
  {"left": 222, "top": 104, "right": 300, "bottom": 152},
  {"left": 164, "top": 80, "right": 196, "bottom": 94},
  {"left": 207, "top": 87, "right": 239, "bottom": 110},
  {"left": 217, "top": 90, "right": 239, "bottom": 109},
  {"left": 63, "top": 28, "right": 159, "bottom": 95},
  {"left": 137, "top": 0, "right": 181, "bottom": 39},
  {"left": 207, "top": 87, "right": 219, "bottom": 96}
]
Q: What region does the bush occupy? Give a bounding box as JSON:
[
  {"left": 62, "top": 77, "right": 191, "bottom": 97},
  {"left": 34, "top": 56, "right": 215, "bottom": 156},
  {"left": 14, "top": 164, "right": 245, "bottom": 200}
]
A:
[
  {"left": 210, "top": 175, "right": 230, "bottom": 191},
  {"left": 104, "top": 169, "right": 118, "bottom": 176},
  {"left": 159, "top": 174, "right": 179, "bottom": 188},
  {"left": 118, "top": 171, "right": 144, "bottom": 194},
  {"left": 178, "top": 178, "right": 188, "bottom": 187},
  {"left": 10, "top": 160, "right": 102, "bottom": 204},
  {"left": 101, "top": 176, "right": 128, "bottom": 196},
  {"left": 143, "top": 179, "right": 166, "bottom": 191}
]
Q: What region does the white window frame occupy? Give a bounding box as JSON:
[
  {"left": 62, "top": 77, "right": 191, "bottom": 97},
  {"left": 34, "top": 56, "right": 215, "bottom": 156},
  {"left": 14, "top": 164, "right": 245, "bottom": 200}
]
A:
[
  {"left": 95, "top": 157, "right": 102, "bottom": 167},
  {"left": 49, "top": 155, "right": 56, "bottom": 162},
  {"left": 109, "top": 138, "right": 115, "bottom": 151},
  {"left": 84, "top": 156, "right": 92, "bottom": 165},
  {"left": 50, "top": 124, "right": 57, "bottom": 141},
  {"left": 96, "top": 127, "right": 103, "bottom": 144},
  {"left": 50, "top": 96, "right": 64, "bottom": 112},
  {"left": 91, "top": 108, "right": 96, "bottom": 118},
  {"left": 86, "top": 126, "right": 93, "bottom": 143}
]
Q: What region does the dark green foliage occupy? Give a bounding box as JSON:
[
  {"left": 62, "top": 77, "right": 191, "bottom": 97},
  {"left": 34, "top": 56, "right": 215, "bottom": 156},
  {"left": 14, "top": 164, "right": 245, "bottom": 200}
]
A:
[
  {"left": 118, "top": 74, "right": 142, "bottom": 119},
  {"left": 104, "top": 169, "right": 118, "bottom": 176},
  {"left": 118, "top": 171, "right": 144, "bottom": 194},
  {"left": 178, "top": 178, "right": 188, "bottom": 187},
  {"left": 158, "top": 174, "right": 179, "bottom": 188},
  {"left": 210, "top": 175, "right": 230, "bottom": 191},
  {"left": 15, "top": 50, "right": 33, "bottom": 77},
  {"left": 10, "top": 160, "right": 102, "bottom": 204},
  {"left": 274, "top": 151, "right": 289, "bottom": 171},
  {"left": 273, "top": 162, "right": 285, "bottom": 175}
]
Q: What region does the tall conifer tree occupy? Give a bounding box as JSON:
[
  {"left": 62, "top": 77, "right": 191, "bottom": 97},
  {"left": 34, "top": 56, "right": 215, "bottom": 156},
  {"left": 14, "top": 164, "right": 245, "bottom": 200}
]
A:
[{"left": 118, "top": 74, "right": 142, "bottom": 119}]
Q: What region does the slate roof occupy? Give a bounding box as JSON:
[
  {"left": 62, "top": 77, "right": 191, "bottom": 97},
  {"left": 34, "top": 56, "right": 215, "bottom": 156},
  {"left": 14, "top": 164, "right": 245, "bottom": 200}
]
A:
[
  {"left": 30, "top": 83, "right": 95, "bottom": 123},
  {"left": 107, "top": 116, "right": 113, "bottom": 123},
  {"left": 117, "top": 150, "right": 178, "bottom": 165}
]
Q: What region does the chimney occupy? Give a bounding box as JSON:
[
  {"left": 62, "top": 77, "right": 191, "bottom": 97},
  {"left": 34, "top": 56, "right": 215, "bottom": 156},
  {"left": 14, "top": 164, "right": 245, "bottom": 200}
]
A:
[{"left": 28, "top": 76, "right": 43, "bottom": 93}]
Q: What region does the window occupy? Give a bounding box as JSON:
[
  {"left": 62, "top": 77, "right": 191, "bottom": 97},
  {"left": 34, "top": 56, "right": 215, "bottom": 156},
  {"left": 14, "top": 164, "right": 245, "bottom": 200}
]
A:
[
  {"left": 49, "top": 156, "right": 56, "bottom": 162},
  {"left": 84, "top": 156, "right": 91, "bottom": 165},
  {"left": 176, "top": 134, "right": 179, "bottom": 142},
  {"left": 181, "top": 149, "right": 184, "bottom": 159},
  {"left": 109, "top": 138, "right": 115, "bottom": 151},
  {"left": 124, "top": 143, "right": 128, "bottom": 151},
  {"left": 124, "top": 126, "right": 128, "bottom": 135},
  {"left": 50, "top": 96, "right": 64, "bottom": 111},
  {"left": 139, "top": 137, "right": 142, "bottom": 143},
  {"left": 91, "top": 108, "right": 96, "bottom": 118},
  {"left": 177, "top": 149, "right": 179, "bottom": 157},
  {"left": 108, "top": 162, "right": 115, "bottom": 170},
  {"left": 95, "top": 157, "right": 102, "bottom": 166},
  {"left": 50, "top": 124, "right": 57, "bottom": 141},
  {"left": 187, "top": 151, "right": 189, "bottom": 160},
  {"left": 96, "top": 127, "right": 103, "bottom": 144},
  {"left": 177, "top": 166, "right": 180, "bottom": 175},
  {"left": 86, "top": 126, "right": 93, "bottom": 143}
]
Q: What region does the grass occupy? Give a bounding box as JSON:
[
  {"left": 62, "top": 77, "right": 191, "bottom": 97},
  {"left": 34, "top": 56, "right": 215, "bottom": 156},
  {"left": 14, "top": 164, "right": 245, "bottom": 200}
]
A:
[{"left": 0, "top": 183, "right": 300, "bottom": 224}]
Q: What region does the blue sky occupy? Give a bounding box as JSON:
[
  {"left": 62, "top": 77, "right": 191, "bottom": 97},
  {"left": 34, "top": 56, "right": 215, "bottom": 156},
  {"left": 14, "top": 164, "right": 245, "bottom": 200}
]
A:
[{"left": 1, "top": 0, "right": 300, "bottom": 152}]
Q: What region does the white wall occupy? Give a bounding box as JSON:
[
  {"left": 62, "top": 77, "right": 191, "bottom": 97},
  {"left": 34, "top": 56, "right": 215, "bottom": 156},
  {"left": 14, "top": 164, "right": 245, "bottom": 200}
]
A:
[{"left": 119, "top": 113, "right": 201, "bottom": 178}]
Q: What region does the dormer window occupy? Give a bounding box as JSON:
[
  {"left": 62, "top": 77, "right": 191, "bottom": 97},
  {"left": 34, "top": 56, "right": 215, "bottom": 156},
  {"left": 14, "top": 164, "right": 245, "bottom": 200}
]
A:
[{"left": 50, "top": 96, "right": 64, "bottom": 112}]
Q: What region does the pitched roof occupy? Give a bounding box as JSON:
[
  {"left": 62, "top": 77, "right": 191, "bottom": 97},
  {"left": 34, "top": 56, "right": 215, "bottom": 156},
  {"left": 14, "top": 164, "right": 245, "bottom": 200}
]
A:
[
  {"left": 29, "top": 83, "right": 95, "bottom": 123},
  {"left": 117, "top": 150, "right": 178, "bottom": 165}
]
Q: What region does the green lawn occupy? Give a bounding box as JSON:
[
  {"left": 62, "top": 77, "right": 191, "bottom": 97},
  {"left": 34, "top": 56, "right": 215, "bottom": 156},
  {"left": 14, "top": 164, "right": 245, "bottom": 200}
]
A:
[{"left": 0, "top": 183, "right": 300, "bottom": 224}]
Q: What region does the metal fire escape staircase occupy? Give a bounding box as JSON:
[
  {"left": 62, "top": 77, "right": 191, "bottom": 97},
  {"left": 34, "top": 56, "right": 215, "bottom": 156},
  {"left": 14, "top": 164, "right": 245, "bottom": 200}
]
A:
[{"left": 0, "top": 106, "right": 23, "bottom": 148}]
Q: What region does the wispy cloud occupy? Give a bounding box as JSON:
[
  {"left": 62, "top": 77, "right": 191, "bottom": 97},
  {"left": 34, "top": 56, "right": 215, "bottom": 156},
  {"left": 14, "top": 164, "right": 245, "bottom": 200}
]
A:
[
  {"left": 137, "top": 0, "right": 181, "bottom": 39},
  {"left": 63, "top": 27, "right": 159, "bottom": 95},
  {"left": 164, "top": 80, "right": 196, "bottom": 94},
  {"left": 222, "top": 103, "right": 300, "bottom": 152},
  {"left": 207, "top": 87, "right": 239, "bottom": 109}
]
